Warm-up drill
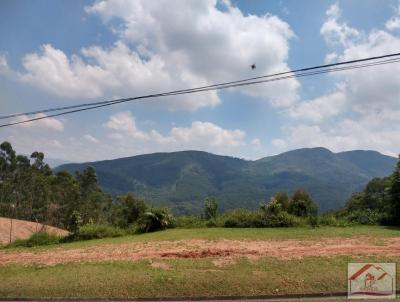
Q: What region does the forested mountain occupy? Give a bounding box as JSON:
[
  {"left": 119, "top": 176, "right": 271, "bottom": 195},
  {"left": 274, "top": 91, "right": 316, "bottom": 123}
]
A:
[{"left": 57, "top": 147, "right": 397, "bottom": 214}]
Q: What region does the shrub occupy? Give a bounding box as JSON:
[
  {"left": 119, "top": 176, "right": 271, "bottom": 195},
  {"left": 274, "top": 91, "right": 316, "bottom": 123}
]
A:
[
  {"left": 222, "top": 209, "right": 265, "bottom": 228},
  {"left": 11, "top": 232, "right": 61, "bottom": 247},
  {"left": 265, "top": 211, "right": 305, "bottom": 227},
  {"left": 318, "top": 213, "right": 355, "bottom": 227},
  {"left": 204, "top": 197, "right": 218, "bottom": 220},
  {"left": 205, "top": 218, "right": 218, "bottom": 227},
  {"left": 345, "top": 209, "right": 383, "bottom": 225},
  {"left": 264, "top": 211, "right": 304, "bottom": 227},
  {"left": 318, "top": 213, "right": 339, "bottom": 226},
  {"left": 175, "top": 215, "right": 206, "bottom": 228},
  {"left": 74, "top": 223, "right": 126, "bottom": 240},
  {"left": 261, "top": 197, "right": 283, "bottom": 215},
  {"left": 287, "top": 190, "right": 318, "bottom": 217},
  {"left": 136, "top": 207, "right": 174, "bottom": 233},
  {"left": 307, "top": 215, "right": 319, "bottom": 228}
]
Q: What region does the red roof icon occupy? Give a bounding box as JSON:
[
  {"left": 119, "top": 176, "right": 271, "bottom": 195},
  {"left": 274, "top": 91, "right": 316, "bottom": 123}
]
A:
[{"left": 349, "top": 264, "right": 392, "bottom": 281}]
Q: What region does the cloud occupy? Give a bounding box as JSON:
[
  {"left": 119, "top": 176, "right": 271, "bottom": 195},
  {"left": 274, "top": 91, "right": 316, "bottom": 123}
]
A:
[
  {"left": 329, "top": 32, "right": 400, "bottom": 115},
  {"left": 14, "top": 113, "right": 64, "bottom": 131},
  {"left": 289, "top": 87, "right": 346, "bottom": 122},
  {"left": 386, "top": 2, "right": 400, "bottom": 31},
  {"left": 274, "top": 110, "right": 400, "bottom": 157},
  {"left": 324, "top": 52, "right": 338, "bottom": 63},
  {"left": 104, "top": 111, "right": 150, "bottom": 140},
  {"left": 20, "top": 44, "right": 115, "bottom": 98},
  {"left": 104, "top": 111, "right": 246, "bottom": 153},
  {"left": 170, "top": 121, "right": 246, "bottom": 148},
  {"left": 0, "top": 54, "right": 10, "bottom": 75},
  {"left": 320, "top": 3, "right": 360, "bottom": 47},
  {"left": 386, "top": 17, "right": 400, "bottom": 31},
  {"left": 16, "top": 1, "right": 299, "bottom": 110},
  {"left": 83, "top": 134, "right": 99, "bottom": 143},
  {"left": 271, "top": 138, "right": 287, "bottom": 150},
  {"left": 315, "top": 3, "right": 400, "bottom": 123},
  {"left": 274, "top": 2, "right": 400, "bottom": 157}
]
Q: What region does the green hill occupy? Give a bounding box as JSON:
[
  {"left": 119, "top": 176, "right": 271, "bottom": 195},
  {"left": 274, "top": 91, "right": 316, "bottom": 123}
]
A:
[{"left": 56, "top": 147, "right": 397, "bottom": 214}]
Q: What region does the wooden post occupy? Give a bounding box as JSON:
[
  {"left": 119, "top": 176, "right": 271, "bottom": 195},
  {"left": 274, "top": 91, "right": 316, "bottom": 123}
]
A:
[{"left": 9, "top": 217, "right": 12, "bottom": 244}]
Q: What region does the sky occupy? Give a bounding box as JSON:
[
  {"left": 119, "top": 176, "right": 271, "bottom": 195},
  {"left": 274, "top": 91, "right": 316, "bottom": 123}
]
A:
[{"left": 0, "top": 0, "right": 400, "bottom": 163}]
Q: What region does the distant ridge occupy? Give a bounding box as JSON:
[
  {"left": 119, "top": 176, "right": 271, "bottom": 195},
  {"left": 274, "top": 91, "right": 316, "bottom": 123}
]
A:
[{"left": 57, "top": 148, "right": 397, "bottom": 214}]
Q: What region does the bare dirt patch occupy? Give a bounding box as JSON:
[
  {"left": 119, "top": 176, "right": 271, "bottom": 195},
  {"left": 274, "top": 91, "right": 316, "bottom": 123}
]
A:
[
  {"left": 1, "top": 236, "right": 400, "bottom": 266},
  {"left": 150, "top": 261, "right": 171, "bottom": 270},
  {"left": 0, "top": 217, "right": 69, "bottom": 245},
  {"left": 212, "top": 257, "right": 237, "bottom": 267}
]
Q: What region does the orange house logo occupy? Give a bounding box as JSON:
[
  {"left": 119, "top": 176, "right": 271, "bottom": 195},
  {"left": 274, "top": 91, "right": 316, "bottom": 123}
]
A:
[{"left": 348, "top": 263, "right": 396, "bottom": 299}]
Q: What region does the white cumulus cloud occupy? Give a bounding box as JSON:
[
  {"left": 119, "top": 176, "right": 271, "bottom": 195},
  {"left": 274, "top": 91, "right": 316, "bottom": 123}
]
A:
[
  {"left": 16, "top": 0, "right": 299, "bottom": 110},
  {"left": 320, "top": 3, "right": 360, "bottom": 47},
  {"left": 289, "top": 87, "right": 346, "bottom": 122},
  {"left": 104, "top": 111, "right": 150, "bottom": 140},
  {"left": 103, "top": 111, "right": 246, "bottom": 153},
  {"left": 0, "top": 54, "right": 10, "bottom": 75},
  {"left": 15, "top": 113, "right": 64, "bottom": 131}
]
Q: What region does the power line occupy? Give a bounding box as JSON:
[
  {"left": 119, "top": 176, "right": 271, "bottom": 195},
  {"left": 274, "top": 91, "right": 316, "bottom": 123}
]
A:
[
  {"left": 1, "top": 53, "right": 400, "bottom": 128},
  {"left": 1, "top": 57, "right": 400, "bottom": 128},
  {"left": 2, "top": 52, "right": 400, "bottom": 120}
]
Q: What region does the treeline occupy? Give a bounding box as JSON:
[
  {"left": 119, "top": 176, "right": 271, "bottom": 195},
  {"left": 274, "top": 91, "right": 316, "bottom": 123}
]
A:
[
  {"left": 0, "top": 141, "right": 173, "bottom": 234},
  {"left": 177, "top": 191, "right": 319, "bottom": 228},
  {"left": 326, "top": 156, "right": 400, "bottom": 226},
  {"left": 1, "top": 141, "right": 399, "bottom": 243}
]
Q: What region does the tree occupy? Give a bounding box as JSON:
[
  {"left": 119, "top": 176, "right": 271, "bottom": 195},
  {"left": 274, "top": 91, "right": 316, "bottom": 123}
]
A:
[
  {"left": 76, "top": 166, "right": 99, "bottom": 195},
  {"left": 67, "top": 210, "right": 83, "bottom": 233},
  {"left": 114, "top": 193, "right": 147, "bottom": 227},
  {"left": 261, "top": 197, "right": 282, "bottom": 215},
  {"left": 31, "top": 151, "right": 52, "bottom": 175},
  {"left": 288, "top": 190, "right": 318, "bottom": 217},
  {"left": 50, "top": 171, "right": 81, "bottom": 229},
  {"left": 261, "top": 192, "right": 289, "bottom": 214},
  {"left": 0, "top": 141, "right": 16, "bottom": 180},
  {"left": 390, "top": 155, "right": 400, "bottom": 224},
  {"left": 204, "top": 197, "right": 218, "bottom": 220},
  {"left": 273, "top": 192, "right": 290, "bottom": 211}
]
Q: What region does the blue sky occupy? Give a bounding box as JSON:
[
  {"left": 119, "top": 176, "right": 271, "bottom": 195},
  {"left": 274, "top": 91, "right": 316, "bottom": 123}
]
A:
[{"left": 0, "top": 0, "right": 399, "bottom": 162}]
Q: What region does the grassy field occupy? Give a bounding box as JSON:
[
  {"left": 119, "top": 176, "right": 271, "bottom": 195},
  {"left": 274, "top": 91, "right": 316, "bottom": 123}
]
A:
[
  {"left": 2, "top": 225, "right": 399, "bottom": 252},
  {"left": 1, "top": 226, "right": 399, "bottom": 299},
  {"left": 1, "top": 256, "right": 399, "bottom": 298}
]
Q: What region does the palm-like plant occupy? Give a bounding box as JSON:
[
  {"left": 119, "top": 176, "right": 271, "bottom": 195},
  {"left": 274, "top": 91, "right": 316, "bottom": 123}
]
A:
[{"left": 136, "top": 207, "right": 174, "bottom": 233}]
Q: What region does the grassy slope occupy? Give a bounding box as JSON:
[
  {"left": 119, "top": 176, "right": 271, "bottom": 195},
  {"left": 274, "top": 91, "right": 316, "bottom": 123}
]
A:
[
  {"left": 2, "top": 225, "right": 399, "bottom": 251},
  {"left": 1, "top": 226, "right": 399, "bottom": 298}
]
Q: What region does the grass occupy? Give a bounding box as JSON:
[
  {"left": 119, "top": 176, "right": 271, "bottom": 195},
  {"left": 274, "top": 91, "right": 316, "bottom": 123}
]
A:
[
  {"left": 2, "top": 225, "right": 399, "bottom": 252},
  {"left": 0, "top": 256, "right": 399, "bottom": 298},
  {"left": 10, "top": 232, "right": 61, "bottom": 247},
  {"left": 1, "top": 226, "right": 399, "bottom": 298}
]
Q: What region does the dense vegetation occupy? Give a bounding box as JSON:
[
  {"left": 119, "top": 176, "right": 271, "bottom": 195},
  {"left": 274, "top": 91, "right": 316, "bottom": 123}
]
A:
[
  {"left": 330, "top": 157, "right": 400, "bottom": 225},
  {"left": 1, "top": 141, "right": 399, "bottom": 247},
  {"left": 57, "top": 148, "right": 397, "bottom": 214},
  {"left": 0, "top": 141, "right": 173, "bottom": 236}
]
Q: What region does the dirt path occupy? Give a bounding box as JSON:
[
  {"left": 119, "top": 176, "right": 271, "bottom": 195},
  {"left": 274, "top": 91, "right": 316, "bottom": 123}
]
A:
[{"left": 1, "top": 236, "right": 400, "bottom": 265}]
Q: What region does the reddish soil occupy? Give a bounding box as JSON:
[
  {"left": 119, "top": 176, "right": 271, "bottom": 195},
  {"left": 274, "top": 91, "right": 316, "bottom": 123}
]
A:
[
  {"left": 1, "top": 237, "right": 400, "bottom": 266},
  {"left": 0, "top": 217, "right": 69, "bottom": 245}
]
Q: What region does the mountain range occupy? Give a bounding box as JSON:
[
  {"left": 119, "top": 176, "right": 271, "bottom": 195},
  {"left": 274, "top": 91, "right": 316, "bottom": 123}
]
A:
[{"left": 56, "top": 147, "right": 397, "bottom": 214}]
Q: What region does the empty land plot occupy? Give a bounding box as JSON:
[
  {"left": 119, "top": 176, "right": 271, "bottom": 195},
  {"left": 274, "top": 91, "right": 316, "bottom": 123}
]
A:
[{"left": 0, "top": 226, "right": 399, "bottom": 299}]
